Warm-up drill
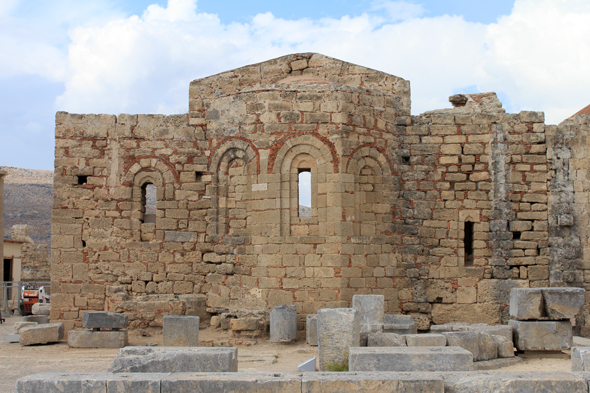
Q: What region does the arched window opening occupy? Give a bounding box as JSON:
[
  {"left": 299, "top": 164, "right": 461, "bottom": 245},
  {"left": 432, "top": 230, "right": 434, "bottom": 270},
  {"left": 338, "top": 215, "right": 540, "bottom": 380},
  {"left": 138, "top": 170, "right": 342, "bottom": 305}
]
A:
[
  {"left": 298, "top": 169, "right": 311, "bottom": 218},
  {"left": 142, "top": 183, "right": 157, "bottom": 224},
  {"left": 464, "top": 221, "right": 474, "bottom": 266}
]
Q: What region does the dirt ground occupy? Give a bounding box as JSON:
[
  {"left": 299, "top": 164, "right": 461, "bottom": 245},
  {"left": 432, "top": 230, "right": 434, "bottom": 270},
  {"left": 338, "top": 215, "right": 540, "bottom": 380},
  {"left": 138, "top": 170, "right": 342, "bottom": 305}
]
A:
[{"left": 0, "top": 314, "right": 573, "bottom": 393}]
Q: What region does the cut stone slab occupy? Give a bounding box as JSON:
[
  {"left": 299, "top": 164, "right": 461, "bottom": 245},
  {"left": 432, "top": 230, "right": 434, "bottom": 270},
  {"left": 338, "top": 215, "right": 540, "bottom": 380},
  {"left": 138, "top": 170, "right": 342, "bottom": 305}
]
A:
[
  {"left": 572, "top": 346, "right": 590, "bottom": 371},
  {"left": 298, "top": 357, "right": 316, "bottom": 372},
  {"left": 306, "top": 314, "right": 318, "bottom": 346},
  {"left": 443, "top": 331, "right": 480, "bottom": 360},
  {"left": 405, "top": 334, "right": 446, "bottom": 347},
  {"left": 68, "top": 330, "right": 128, "bottom": 348},
  {"left": 473, "top": 356, "right": 522, "bottom": 370},
  {"left": 13, "top": 321, "right": 37, "bottom": 333},
  {"left": 8, "top": 333, "right": 20, "bottom": 343},
  {"left": 493, "top": 335, "right": 515, "bottom": 358},
  {"left": 509, "top": 319, "right": 572, "bottom": 351},
  {"left": 83, "top": 311, "right": 128, "bottom": 329},
  {"left": 442, "top": 371, "right": 587, "bottom": 392},
  {"left": 22, "top": 315, "right": 49, "bottom": 324},
  {"left": 270, "top": 305, "right": 297, "bottom": 343},
  {"left": 161, "top": 372, "right": 301, "bottom": 393},
  {"left": 301, "top": 372, "right": 445, "bottom": 392},
  {"left": 31, "top": 303, "right": 51, "bottom": 316},
  {"left": 542, "top": 287, "right": 585, "bottom": 320},
  {"left": 383, "top": 314, "right": 417, "bottom": 334},
  {"left": 163, "top": 315, "right": 199, "bottom": 346},
  {"left": 317, "top": 308, "right": 360, "bottom": 371},
  {"left": 348, "top": 346, "right": 473, "bottom": 372},
  {"left": 352, "top": 295, "right": 384, "bottom": 334},
  {"left": 509, "top": 288, "right": 544, "bottom": 320},
  {"left": 19, "top": 323, "right": 64, "bottom": 346},
  {"left": 108, "top": 346, "right": 238, "bottom": 373},
  {"left": 367, "top": 332, "right": 406, "bottom": 347},
  {"left": 469, "top": 325, "right": 513, "bottom": 343}
]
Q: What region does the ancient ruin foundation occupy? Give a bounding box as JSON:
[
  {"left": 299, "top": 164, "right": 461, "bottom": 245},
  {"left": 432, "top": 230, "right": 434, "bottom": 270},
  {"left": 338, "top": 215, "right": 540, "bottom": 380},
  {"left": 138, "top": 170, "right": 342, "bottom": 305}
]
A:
[{"left": 50, "top": 53, "right": 590, "bottom": 335}]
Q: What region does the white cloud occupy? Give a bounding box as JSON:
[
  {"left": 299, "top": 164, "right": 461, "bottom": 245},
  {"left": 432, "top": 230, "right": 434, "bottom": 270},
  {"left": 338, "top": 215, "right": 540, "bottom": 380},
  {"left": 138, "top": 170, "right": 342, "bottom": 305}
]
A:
[{"left": 9, "top": 0, "right": 590, "bottom": 125}]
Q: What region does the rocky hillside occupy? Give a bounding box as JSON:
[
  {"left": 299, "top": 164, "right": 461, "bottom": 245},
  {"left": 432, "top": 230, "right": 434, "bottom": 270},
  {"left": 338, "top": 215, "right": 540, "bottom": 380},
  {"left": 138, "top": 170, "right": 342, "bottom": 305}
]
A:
[{"left": 2, "top": 166, "right": 53, "bottom": 245}]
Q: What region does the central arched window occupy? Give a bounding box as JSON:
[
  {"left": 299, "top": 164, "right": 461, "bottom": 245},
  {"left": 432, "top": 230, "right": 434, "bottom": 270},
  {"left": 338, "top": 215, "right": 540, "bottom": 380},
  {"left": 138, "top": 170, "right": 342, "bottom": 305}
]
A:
[
  {"left": 142, "top": 183, "right": 157, "bottom": 224},
  {"left": 298, "top": 169, "right": 311, "bottom": 218}
]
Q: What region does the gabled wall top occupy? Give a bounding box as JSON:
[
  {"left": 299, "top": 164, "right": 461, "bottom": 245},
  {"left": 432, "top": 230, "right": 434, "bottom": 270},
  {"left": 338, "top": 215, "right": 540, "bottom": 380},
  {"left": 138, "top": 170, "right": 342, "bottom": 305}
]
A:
[{"left": 189, "top": 53, "right": 410, "bottom": 114}]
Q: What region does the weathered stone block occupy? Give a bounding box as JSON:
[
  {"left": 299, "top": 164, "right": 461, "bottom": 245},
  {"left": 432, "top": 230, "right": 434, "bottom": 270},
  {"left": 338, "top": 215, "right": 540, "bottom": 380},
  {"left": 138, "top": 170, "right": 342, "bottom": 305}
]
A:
[
  {"left": 405, "top": 334, "right": 446, "bottom": 347},
  {"left": 163, "top": 315, "right": 200, "bottom": 346},
  {"left": 509, "top": 288, "right": 543, "bottom": 320},
  {"left": 22, "top": 315, "right": 49, "bottom": 324},
  {"left": 442, "top": 371, "right": 587, "bottom": 392},
  {"left": 509, "top": 319, "right": 572, "bottom": 351},
  {"left": 494, "top": 335, "right": 515, "bottom": 358},
  {"left": 572, "top": 346, "right": 590, "bottom": 371},
  {"left": 32, "top": 303, "right": 51, "bottom": 315},
  {"left": 20, "top": 323, "right": 64, "bottom": 346},
  {"left": 348, "top": 346, "right": 473, "bottom": 372},
  {"left": 68, "top": 330, "right": 128, "bottom": 348},
  {"left": 352, "top": 294, "right": 384, "bottom": 334},
  {"left": 15, "top": 373, "right": 108, "bottom": 393},
  {"left": 367, "top": 332, "right": 406, "bottom": 347},
  {"left": 301, "top": 372, "right": 445, "bottom": 392},
  {"left": 83, "top": 311, "right": 128, "bottom": 329},
  {"left": 469, "top": 325, "right": 513, "bottom": 342},
  {"left": 108, "top": 347, "right": 238, "bottom": 373},
  {"left": 317, "top": 308, "right": 360, "bottom": 371},
  {"left": 306, "top": 314, "right": 318, "bottom": 346},
  {"left": 476, "top": 332, "right": 498, "bottom": 361},
  {"left": 443, "top": 331, "right": 480, "bottom": 360},
  {"left": 13, "top": 321, "right": 37, "bottom": 333},
  {"left": 270, "top": 305, "right": 297, "bottom": 343},
  {"left": 161, "top": 372, "right": 301, "bottom": 393},
  {"left": 383, "top": 314, "right": 417, "bottom": 334},
  {"left": 542, "top": 287, "right": 585, "bottom": 320}
]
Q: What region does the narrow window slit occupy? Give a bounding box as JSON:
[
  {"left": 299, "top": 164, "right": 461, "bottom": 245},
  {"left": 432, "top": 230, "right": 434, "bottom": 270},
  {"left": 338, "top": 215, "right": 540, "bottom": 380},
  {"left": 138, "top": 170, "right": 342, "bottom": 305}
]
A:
[
  {"left": 77, "top": 175, "right": 88, "bottom": 185},
  {"left": 464, "top": 221, "right": 474, "bottom": 266},
  {"left": 298, "top": 169, "right": 311, "bottom": 218},
  {"left": 142, "top": 183, "right": 157, "bottom": 223}
]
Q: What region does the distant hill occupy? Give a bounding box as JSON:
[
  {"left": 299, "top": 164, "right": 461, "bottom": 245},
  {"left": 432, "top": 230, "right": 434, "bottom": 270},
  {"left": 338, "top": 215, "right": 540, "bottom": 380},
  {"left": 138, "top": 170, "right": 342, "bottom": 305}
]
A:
[{"left": 2, "top": 166, "right": 53, "bottom": 245}]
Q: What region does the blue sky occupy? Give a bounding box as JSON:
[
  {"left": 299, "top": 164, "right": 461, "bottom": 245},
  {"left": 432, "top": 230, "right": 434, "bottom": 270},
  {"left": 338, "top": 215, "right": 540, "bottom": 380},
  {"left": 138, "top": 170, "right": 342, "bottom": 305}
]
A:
[{"left": 1, "top": 0, "right": 589, "bottom": 170}]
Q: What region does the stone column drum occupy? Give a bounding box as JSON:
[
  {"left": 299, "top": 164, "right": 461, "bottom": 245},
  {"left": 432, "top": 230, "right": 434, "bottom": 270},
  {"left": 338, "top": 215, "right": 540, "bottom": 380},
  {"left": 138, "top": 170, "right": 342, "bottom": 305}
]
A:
[
  {"left": 317, "top": 308, "right": 360, "bottom": 371},
  {"left": 270, "top": 305, "right": 297, "bottom": 343}
]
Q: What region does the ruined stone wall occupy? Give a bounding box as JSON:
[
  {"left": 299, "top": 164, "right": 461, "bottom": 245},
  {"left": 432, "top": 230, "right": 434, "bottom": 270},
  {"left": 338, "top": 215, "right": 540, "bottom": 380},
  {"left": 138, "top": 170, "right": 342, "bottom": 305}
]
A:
[
  {"left": 21, "top": 243, "right": 50, "bottom": 282},
  {"left": 50, "top": 53, "right": 574, "bottom": 334}
]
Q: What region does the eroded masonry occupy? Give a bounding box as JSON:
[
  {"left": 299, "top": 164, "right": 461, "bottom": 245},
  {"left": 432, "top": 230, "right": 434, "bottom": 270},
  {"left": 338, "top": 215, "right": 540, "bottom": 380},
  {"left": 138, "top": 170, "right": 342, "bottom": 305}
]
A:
[{"left": 50, "top": 53, "right": 590, "bottom": 335}]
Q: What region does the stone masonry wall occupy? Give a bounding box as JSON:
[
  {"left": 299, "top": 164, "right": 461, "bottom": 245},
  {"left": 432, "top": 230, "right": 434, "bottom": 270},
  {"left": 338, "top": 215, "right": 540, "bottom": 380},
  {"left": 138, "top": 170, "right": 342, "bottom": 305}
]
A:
[{"left": 50, "top": 53, "right": 584, "bottom": 335}]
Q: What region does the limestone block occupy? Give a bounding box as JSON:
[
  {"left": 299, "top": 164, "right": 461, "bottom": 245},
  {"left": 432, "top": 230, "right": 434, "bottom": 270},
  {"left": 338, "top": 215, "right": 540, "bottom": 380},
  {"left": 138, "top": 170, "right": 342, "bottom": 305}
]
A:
[
  {"left": 22, "top": 315, "right": 49, "bottom": 324},
  {"left": 469, "top": 325, "right": 513, "bottom": 342},
  {"left": 163, "top": 315, "right": 200, "bottom": 346},
  {"left": 443, "top": 331, "right": 480, "bottom": 360},
  {"left": 476, "top": 332, "right": 498, "bottom": 361},
  {"left": 32, "top": 303, "right": 51, "bottom": 315},
  {"left": 306, "top": 314, "right": 318, "bottom": 346},
  {"left": 270, "top": 305, "right": 297, "bottom": 343},
  {"left": 367, "top": 332, "right": 406, "bottom": 347},
  {"left": 68, "top": 330, "right": 128, "bottom": 348},
  {"left": 301, "top": 372, "right": 445, "bottom": 392},
  {"left": 8, "top": 333, "right": 20, "bottom": 343},
  {"left": 442, "top": 371, "right": 587, "bottom": 392},
  {"left": 542, "top": 287, "right": 585, "bottom": 319},
  {"left": 509, "top": 320, "right": 572, "bottom": 351},
  {"left": 494, "top": 335, "right": 515, "bottom": 358},
  {"left": 161, "top": 372, "right": 301, "bottom": 393},
  {"left": 13, "top": 322, "right": 37, "bottom": 333},
  {"left": 348, "top": 346, "right": 473, "bottom": 372},
  {"left": 383, "top": 314, "right": 417, "bottom": 334},
  {"left": 20, "top": 323, "right": 64, "bottom": 346},
  {"left": 83, "top": 311, "right": 128, "bottom": 329},
  {"left": 572, "top": 346, "right": 590, "bottom": 371},
  {"left": 106, "top": 373, "right": 170, "bottom": 393},
  {"left": 510, "top": 288, "right": 544, "bottom": 320},
  {"left": 405, "top": 334, "right": 446, "bottom": 347},
  {"left": 352, "top": 295, "right": 384, "bottom": 334},
  {"left": 317, "top": 308, "right": 360, "bottom": 371},
  {"left": 15, "top": 373, "right": 108, "bottom": 393},
  {"left": 108, "top": 347, "right": 238, "bottom": 373}
]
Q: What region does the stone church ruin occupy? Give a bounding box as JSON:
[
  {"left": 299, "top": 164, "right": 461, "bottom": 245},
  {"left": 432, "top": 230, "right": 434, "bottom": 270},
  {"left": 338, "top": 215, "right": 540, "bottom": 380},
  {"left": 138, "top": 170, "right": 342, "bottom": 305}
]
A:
[{"left": 50, "top": 53, "right": 590, "bottom": 336}]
